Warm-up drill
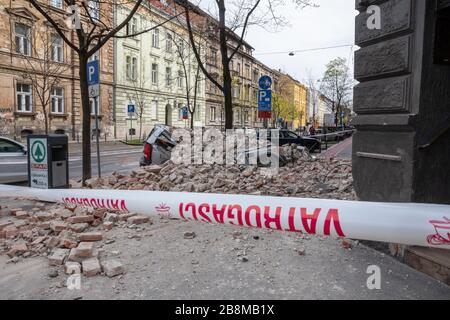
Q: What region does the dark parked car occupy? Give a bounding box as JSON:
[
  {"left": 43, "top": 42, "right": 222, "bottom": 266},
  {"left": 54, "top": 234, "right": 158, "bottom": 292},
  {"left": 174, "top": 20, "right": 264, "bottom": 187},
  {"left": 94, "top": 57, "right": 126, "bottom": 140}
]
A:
[{"left": 258, "top": 129, "right": 321, "bottom": 153}]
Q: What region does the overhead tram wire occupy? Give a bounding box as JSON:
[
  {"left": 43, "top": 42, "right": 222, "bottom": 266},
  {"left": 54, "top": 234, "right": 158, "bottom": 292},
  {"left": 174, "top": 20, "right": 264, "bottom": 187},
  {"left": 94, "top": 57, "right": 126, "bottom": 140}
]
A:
[{"left": 254, "top": 44, "right": 354, "bottom": 56}]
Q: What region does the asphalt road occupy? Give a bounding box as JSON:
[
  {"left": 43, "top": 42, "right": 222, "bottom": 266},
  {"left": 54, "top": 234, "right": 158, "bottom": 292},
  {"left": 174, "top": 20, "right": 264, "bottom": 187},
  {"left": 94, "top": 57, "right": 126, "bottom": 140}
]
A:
[{"left": 68, "top": 147, "right": 142, "bottom": 180}]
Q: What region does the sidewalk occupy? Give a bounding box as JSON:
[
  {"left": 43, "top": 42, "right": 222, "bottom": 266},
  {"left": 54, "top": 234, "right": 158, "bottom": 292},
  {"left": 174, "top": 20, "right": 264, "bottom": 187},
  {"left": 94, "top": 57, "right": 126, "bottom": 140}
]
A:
[{"left": 321, "top": 137, "right": 353, "bottom": 159}]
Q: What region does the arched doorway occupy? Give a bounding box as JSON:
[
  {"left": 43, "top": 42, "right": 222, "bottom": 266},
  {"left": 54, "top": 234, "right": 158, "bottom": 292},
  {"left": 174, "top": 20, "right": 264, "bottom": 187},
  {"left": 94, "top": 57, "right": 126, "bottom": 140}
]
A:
[{"left": 165, "top": 103, "right": 172, "bottom": 126}]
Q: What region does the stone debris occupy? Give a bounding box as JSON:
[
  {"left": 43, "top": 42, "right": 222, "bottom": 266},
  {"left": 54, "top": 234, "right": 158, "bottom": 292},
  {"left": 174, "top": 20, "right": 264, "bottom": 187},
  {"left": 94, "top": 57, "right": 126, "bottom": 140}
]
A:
[
  {"left": 65, "top": 261, "right": 81, "bottom": 275},
  {"left": 127, "top": 216, "right": 150, "bottom": 225},
  {"left": 48, "top": 249, "right": 70, "bottom": 266},
  {"left": 184, "top": 232, "right": 196, "bottom": 239},
  {"left": 78, "top": 232, "right": 103, "bottom": 242},
  {"left": 0, "top": 150, "right": 353, "bottom": 281},
  {"left": 100, "top": 259, "right": 124, "bottom": 277},
  {"left": 82, "top": 258, "right": 101, "bottom": 277},
  {"left": 75, "top": 242, "right": 94, "bottom": 257}
]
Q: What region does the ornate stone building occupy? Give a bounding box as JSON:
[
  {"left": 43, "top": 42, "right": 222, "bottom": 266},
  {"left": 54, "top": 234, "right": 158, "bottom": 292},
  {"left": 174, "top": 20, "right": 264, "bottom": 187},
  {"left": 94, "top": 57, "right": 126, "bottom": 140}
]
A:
[{"left": 0, "top": 0, "right": 114, "bottom": 141}]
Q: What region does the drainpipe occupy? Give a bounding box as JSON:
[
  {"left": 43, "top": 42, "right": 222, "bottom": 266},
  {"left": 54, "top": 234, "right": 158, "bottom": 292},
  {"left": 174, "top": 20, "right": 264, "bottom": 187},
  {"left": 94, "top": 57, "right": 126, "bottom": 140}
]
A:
[{"left": 112, "top": 0, "right": 117, "bottom": 139}]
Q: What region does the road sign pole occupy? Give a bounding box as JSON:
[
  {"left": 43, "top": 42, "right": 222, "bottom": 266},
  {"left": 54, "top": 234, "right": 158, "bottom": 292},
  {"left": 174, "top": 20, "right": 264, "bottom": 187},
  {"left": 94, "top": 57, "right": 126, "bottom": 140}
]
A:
[{"left": 94, "top": 97, "right": 101, "bottom": 178}]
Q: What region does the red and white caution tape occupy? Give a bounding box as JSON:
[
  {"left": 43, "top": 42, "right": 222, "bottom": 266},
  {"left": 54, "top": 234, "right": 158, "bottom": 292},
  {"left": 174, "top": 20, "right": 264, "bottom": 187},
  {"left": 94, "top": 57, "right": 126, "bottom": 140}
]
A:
[{"left": 1, "top": 184, "right": 449, "bottom": 249}]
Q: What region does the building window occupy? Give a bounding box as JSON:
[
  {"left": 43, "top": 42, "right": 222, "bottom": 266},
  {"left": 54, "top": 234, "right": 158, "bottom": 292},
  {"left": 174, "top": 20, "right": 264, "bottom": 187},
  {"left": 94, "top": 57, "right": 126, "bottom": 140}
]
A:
[
  {"left": 165, "top": 67, "right": 171, "bottom": 86},
  {"left": 244, "top": 110, "right": 249, "bottom": 124},
  {"left": 177, "top": 70, "right": 183, "bottom": 88},
  {"left": 235, "top": 109, "right": 241, "bottom": 123},
  {"left": 126, "top": 56, "right": 138, "bottom": 80},
  {"left": 151, "top": 63, "right": 158, "bottom": 84},
  {"left": 245, "top": 64, "right": 250, "bottom": 78},
  {"left": 51, "top": 35, "right": 63, "bottom": 62},
  {"left": 178, "top": 37, "right": 184, "bottom": 54},
  {"left": 150, "top": 100, "right": 158, "bottom": 120},
  {"left": 166, "top": 33, "right": 173, "bottom": 52},
  {"left": 15, "top": 24, "right": 31, "bottom": 56},
  {"left": 50, "top": 0, "right": 63, "bottom": 9},
  {"left": 16, "top": 83, "right": 32, "bottom": 112},
  {"left": 152, "top": 28, "right": 159, "bottom": 48},
  {"left": 88, "top": 0, "right": 100, "bottom": 20},
  {"left": 126, "top": 17, "right": 137, "bottom": 36},
  {"left": 51, "top": 87, "right": 64, "bottom": 114},
  {"left": 237, "top": 62, "right": 241, "bottom": 75},
  {"left": 177, "top": 102, "right": 184, "bottom": 121},
  {"left": 253, "top": 69, "right": 259, "bottom": 82},
  {"left": 90, "top": 97, "right": 99, "bottom": 115},
  {"left": 209, "top": 106, "right": 216, "bottom": 122},
  {"left": 210, "top": 48, "right": 217, "bottom": 66}
]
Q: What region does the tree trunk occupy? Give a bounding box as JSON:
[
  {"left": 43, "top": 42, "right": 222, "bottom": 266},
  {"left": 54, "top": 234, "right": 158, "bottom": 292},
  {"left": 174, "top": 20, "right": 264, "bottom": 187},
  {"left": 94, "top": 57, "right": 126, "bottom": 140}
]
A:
[
  {"left": 217, "top": 0, "right": 233, "bottom": 130},
  {"left": 78, "top": 53, "right": 92, "bottom": 185}
]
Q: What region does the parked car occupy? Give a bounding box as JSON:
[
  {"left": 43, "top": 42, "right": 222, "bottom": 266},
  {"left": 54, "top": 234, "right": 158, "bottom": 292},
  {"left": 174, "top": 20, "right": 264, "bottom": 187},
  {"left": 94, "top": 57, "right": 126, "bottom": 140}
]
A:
[
  {"left": 0, "top": 136, "right": 28, "bottom": 183},
  {"left": 139, "top": 125, "right": 177, "bottom": 167},
  {"left": 258, "top": 129, "right": 321, "bottom": 153},
  {"left": 139, "top": 125, "right": 288, "bottom": 167}
]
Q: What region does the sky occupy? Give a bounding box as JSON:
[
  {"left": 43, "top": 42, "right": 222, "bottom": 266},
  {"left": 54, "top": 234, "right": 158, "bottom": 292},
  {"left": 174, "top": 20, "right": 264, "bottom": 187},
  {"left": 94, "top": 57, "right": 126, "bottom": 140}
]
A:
[{"left": 201, "top": 0, "right": 357, "bottom": 84}]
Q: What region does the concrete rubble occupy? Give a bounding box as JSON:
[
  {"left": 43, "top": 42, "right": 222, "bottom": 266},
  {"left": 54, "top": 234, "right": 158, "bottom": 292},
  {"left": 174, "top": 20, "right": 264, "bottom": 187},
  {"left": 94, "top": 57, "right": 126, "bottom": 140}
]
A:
[{"left": 0, "top": 146, "right": 354, "bottom": 282}]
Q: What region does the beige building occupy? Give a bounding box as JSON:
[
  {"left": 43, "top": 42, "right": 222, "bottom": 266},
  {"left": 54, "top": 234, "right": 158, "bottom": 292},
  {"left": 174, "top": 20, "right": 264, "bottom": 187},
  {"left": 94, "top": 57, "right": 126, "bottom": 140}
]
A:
[
  {"left": 114, "top": 0, "right": 206, "bottom": 140},
  {"left": 0, "top": 0, "right": 114, "bottom": 141}
]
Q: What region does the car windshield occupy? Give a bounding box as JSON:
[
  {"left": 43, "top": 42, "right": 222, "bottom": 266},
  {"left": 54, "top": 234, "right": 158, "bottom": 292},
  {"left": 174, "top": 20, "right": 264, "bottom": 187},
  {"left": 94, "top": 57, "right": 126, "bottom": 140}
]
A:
[{"left": 0, "top": 139, "right": 22, "bottom": 153}]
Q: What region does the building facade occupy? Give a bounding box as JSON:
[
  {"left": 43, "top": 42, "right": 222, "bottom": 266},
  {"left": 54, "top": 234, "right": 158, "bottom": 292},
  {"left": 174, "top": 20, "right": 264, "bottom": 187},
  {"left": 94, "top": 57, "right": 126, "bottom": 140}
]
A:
[
  {"left": 279, "top": 73, "right": 308, "bottom": 129},
  {"left": 114, "top": 0, "right": 206, "bottom": 140},
  {"left": 0, "top": 0, "right": 114, "bottom": 141}
]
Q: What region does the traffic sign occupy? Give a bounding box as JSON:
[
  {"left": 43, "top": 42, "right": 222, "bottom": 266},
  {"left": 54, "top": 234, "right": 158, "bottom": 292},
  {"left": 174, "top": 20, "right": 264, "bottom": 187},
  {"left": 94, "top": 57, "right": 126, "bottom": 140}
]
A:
[
  {"left": 259, "top": 75, "right": 272, "bottom": 90},
  {"left": 258, "top": 89, "right": 272, "bottom": 119},
  {"left": 29, "top": 138, "right": 48, "bottom": 189},
  {"left": 127, "top": 104, "right": 135, "bottom": 114},
  {"left": 182, "top": 106, "right": 188, "bottom": 120},
  {"left": 87, "top": 60, "right": 99, "bottom": 98}
]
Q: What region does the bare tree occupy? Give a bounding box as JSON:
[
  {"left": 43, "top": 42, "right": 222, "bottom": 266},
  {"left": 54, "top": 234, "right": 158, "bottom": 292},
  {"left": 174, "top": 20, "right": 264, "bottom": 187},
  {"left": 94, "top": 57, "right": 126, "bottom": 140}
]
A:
[
  {"left": 176, "top": 0, "right": 315, "bottom": 130},
  {"left": 170, "top": 32, "right": 205, "bottom": 129},
  {"left": 321, "top": 57, "right": 353, "bottom": 126},
  {"left": 27, "top": 0, "right": 177, "bottom": 184},
  {"left": 19, "top": 30, "right": 70, "bottom": 134},
  {"left": 127, "top": 77, "right": 148, "bottom": 142},
  {"left": 306, "top": 70, "right": 320, "bottom": 127}
]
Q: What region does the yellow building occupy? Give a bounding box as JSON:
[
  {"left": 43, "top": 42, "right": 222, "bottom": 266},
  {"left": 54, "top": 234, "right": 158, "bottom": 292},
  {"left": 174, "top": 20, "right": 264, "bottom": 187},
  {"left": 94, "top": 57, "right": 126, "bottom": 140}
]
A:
[{"left": 279, "top": 74, "right": 308, "bottom": 129}]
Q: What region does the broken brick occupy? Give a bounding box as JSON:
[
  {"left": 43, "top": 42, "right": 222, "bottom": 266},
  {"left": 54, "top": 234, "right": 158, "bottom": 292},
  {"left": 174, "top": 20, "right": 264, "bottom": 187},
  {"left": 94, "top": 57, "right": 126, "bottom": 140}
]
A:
[
  {"left": 67, "top": 215, "right": 94, "bottom": 224},
  {"left": 48, "top": 248, "right": 70, "bottom": 266},
  {"left": 127, "top": 216, "right": 150, "bottom": 225},
  {"left": 119, "top": 213, "right": 137, "bottom": 221},
  {"left": 82, "top": 258, "right": 101, "bottom": 277},
  {"left": 0, "top": 221, "right": 13, "bottom": 230},
  {"left": 103, "top": 222, "right": 114, "bottom": 230},
  {"left": 45, "top": 236, "right": 61, "bottom": 248},
  {"left": 14, "top": 211, "right": 29, "bottom": 220},
  {"left": 35, "top": 212, "right": 54, "bottom": 222},
  {"left": 69, "top": 223, "right": 89, "bottom": 233},
  {"left": 31, "top": 236, "right": 47, "bottom": 245},
  {"left": 4, "top": 225, "right": 19, "bottom": 238},
  {"left": 50, "top": 221, "right": 67, "bottom": 232},
  {"left": 7, "top": 243, "right": 28, "bottom": 257},
  {"left": 64, "top": 261, "right": 81, "bottom": 275},
  {"left": 78, "top": 232, "right": 103, "bottom": 242},
  {"left": 75, "top": 242, "right": 94, "bottom": 257},
  {"left": 60, "top": 238, "right": 78, "bottom": 249},
  {"left": 100, "top": 259, "right": 124, "bottom": 277}
]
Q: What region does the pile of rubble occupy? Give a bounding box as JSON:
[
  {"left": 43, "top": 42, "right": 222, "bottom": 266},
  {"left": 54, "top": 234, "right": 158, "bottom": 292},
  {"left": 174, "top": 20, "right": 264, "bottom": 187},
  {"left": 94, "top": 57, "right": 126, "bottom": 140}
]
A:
[
  {"left": 1, "top": 146, "right": 354, "bottom": 280},
  {"left": 84, "top": 146, "right": 355, "bottom": 201},
  {"left": 0, "top": 202, "right": 151, "bottom": 278}
]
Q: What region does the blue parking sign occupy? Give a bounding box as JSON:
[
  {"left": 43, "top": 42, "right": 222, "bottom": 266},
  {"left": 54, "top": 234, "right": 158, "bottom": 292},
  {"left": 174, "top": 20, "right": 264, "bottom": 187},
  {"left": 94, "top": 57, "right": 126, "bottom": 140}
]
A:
[
  {"left": 127, "top": 104, "right": 135, "bottom": 114},
  {"left": 87, "top": 60, "right": 99, "bottom": 86}
]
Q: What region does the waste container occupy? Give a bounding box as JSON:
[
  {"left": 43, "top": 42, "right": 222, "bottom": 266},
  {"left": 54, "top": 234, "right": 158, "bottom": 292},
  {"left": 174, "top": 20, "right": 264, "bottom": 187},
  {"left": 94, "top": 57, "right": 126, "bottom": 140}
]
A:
[{"left": 27, "top": 134, "right": 69, "bottom": 189}]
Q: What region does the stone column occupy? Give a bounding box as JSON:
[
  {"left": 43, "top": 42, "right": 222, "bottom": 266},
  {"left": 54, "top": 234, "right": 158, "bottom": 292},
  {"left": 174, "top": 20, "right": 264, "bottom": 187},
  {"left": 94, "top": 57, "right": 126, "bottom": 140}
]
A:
[{"left": 352, "top": 0, "right": 450, "bottom": 204}]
